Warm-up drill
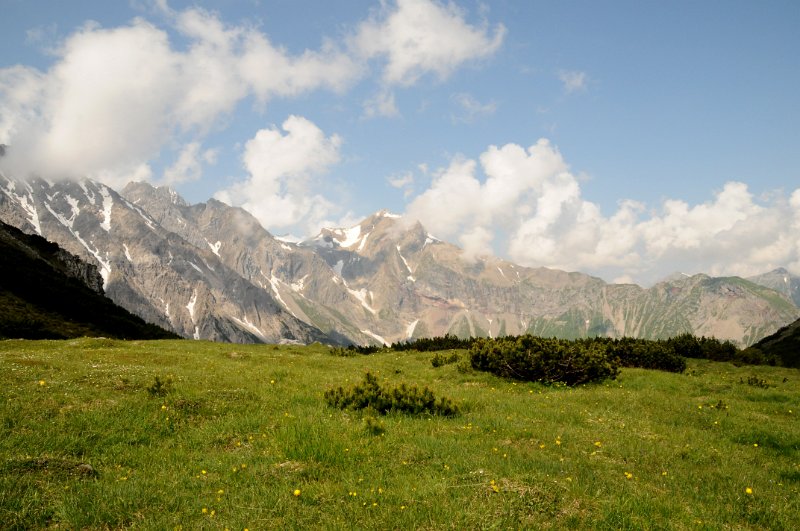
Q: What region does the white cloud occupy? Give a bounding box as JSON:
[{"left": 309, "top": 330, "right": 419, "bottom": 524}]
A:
[
  {"left": 387, "top": 171, "right": 415, "bottom": 198},
  {"left": 388, "top": 172, "right": 414, "bottom": 189},
  {"left": 353, "top": 0, "right": 506, "bottom": 86},
  {"left": 0, "top": 6, "right": 359, "bottom": 185},
  {"left": 161, "top": 142, "right": 216, "bottom": 186},
  {"left": 451, "top": 93, "right": 497, "bottom": 123},
  {"left": 558, "top": 70, "right": 587, "bottom": 93},
  {"left": 215, "top": 115, "right": 344, "bottom": 235},
  {"left": 363, "top": 89, "right": 400, "bottom": 118},
  {"left": 404, "top": 139, "right": 800, "bottom": 284}
]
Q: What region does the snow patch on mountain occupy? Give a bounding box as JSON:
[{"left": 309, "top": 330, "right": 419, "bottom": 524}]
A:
[
  {"left": 357, "top": 232, "right": 370, "bottom": 252},
  {"left": 78, "top": 181, "right": 96, "bottom": 205},
  {"left": 338, "top": 224, "right": 362, "bottom": 247},
  {"left": 207, "top": 239, "right": 221, "bottom": 257},
  {"left": 406, "top": 319, "right": 418, "bottom": 338},
  {"left": 186, "top": 290, "right": 197, "bottom": 322},
  {"left": 2, "top": 178, "right": 42, "bottom": 235},
  {"left": 123, "top": 243, "right": 132, "bottom": 262},
  {"left": 361, "top": 329, "right": 387, "bottom": 345},
  {"left": 45, "top": 199, "right": 112, "bottom": 286},
  {"left": 230, "top": 315, "right": 267, "bottom": 342},
  {"left": 65, "top": 195, "right": 80, "bottom": 224},
  {"left": 397, "top": 245, "right": 412, "bottom": 272},
  {"left": 99, "top": 186, "right": 113, "bottom": 232},
  {"left": 291, "top": 275, "right": 309, "bottom": 293},
  {"left": 265, "top": 272, "right": 299, "bottom": 318},
  {"left": 348, "top": 286, "right": 377, "bottom": 315}
]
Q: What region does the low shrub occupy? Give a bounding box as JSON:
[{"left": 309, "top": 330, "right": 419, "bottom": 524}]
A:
[
  {"left": 324, "top": 372, "right": 459, "bottom": 416},
  {"left": 329, "top": 344, "right": 384, "bottom": 356},
  {"left": 391, "top": 334, "right": 477, "bottom": 352},
  {"left": 146, "top": 375, "right": 172, "bottom": 397},
  {"left": 469, "top": 336, "right": 619, "bottom": 386},
  {"left": 431, "top": 351, "right": 460, "bottom": 368},
  {"left": 603, "top": 338, "right": 687, "bottom": 373}
]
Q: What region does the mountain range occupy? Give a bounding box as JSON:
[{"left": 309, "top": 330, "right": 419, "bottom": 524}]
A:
[{"left": 1, "top": 172, "right": 798, "bottom": 346}]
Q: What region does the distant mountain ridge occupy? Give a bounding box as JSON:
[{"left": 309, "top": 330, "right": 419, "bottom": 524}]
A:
[
  {"left": 1, "top": 174, "right": 798, "bottom": 346},
  {"left": 0, "top": 220, "right": 177, "bottom": 339},
  {"left": 747, "top": 268, "right": 800, "bottom": 307}
]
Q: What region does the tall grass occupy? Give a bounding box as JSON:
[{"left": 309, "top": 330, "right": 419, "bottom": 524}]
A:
[{"left": 1, "top": 338, "right": 797, "bottom": 529}]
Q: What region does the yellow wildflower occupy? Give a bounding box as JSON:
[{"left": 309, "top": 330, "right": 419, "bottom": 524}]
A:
[{"left": 293, "top": 489, "right": 301, "bottom": 497}]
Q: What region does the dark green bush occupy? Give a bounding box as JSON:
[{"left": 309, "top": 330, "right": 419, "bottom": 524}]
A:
[
  {"left": 604, "top": 337, "right": 687, "bottom": 373},
  {"left": 431, "top": 351, "right": 460, "bottom": 368},
  {"left": 469, "top": 336, "right": 619, "bottom": 386},
  {"left": 391, "top": 334, "right": 477, "bottom": 352},
  {"left": 146, "top": 376, "right": 172, "bottom": 397},
  {"left": 324, "top": 372, "right": 459, "bottom": 416},
  {"left": 330, "top": 344, "right": 384, "bottom": 356}
]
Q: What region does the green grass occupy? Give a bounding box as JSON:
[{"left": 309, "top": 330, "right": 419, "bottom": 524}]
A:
[{"left": 1, "top": 339, "right": 798, "bottom": 529}]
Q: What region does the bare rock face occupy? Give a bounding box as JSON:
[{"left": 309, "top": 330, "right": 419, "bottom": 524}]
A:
[
  {"left": 54, "top": 248, "right": 104, "bottom": 294},
  {"left": 2, "top": 174, "right": 798, "bottom": 346},
  {"left": 0, "top": 174, "right": 331, "bottom": 345},
  {"left": 748, "top": 268, "right": 800, "bottom": 307}
]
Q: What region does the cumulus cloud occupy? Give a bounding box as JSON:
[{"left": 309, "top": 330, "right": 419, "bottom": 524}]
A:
[
  {"left": 558, "top": 70, "right": 587, "bottom": 93},
  {"left": 404, "top": 139, "right": 800, "bottom": 284},
  {"left": 451, "top": 93, "right": 497, "bottom": 123},
  {"left": 353, "top": 0, "right": 506, "bottom": 86},
  {"left": 363, "top": 89, "right": 400, "bottom": 118},
  {"left": 214, "top": 115, "right": 344, "bottom": 235},
  {"left": 388, "top": 171, "right": 415, "bottom": 197},
  {"left": 161, "top": 142, "right": 217, "bottom": 186},
  {"left": 0, "top": 6, "right": 358, "bottom": 185}
]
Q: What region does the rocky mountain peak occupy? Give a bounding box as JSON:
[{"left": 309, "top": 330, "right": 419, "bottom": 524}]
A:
[{"left": 2, "top": 176, "right": 799, "bottom": 347}]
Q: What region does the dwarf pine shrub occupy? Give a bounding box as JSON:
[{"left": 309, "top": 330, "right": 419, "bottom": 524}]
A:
[
  {"left": 431, "top": 351, "right": 460, "bottom": 368},
  {"left": 470, "top": 336, "right": 619, "bottom": 385},
  {"left": 602, "top": 337, "right": 687, "bottom": 373},
  {"left": 324, "top": 372, "right": 459, "bottom": 416}
]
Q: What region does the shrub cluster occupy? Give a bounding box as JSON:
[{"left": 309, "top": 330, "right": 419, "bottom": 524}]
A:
[
  {"left": 329, "top": 344, "right": 384, "bottom": 356},
  {"left": 595, "top": 337, "right": 687, "bottom": 373},
  {"left": 431, "top": 351, "right": 460, "bottom": 368},
  {"left": 391, "top": 334, "right": 477, "bottom": 352},
  {"left": 470, "top": 336, "right": 620, "bottom": 386},
  {"left": 324, "top": 372, "right": 459, "bottom": 416}
]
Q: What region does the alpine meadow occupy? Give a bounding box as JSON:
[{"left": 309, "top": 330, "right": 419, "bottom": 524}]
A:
[{"left": 1, "top": 338, "right": 798, "bottom": 529}]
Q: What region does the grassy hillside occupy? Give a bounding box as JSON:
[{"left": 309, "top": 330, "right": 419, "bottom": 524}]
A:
[
  {"left": 744, "top": 318, "right": 800, "bottom": 368},
  {"left": 0, "top": 221, "right": 177, "bottom": 340},
  {"left": 1, "top": 339, "right": 798, "bottom": 529}
]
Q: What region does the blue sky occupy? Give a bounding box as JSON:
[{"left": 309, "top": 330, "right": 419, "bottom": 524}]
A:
[{"left": 1, "top": 0, "right": 799, "bottom": 285}]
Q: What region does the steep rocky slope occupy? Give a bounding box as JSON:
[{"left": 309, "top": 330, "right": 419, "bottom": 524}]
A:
[
  {"left": 0, "top": 174, "right": 332, "bottom": 344},
  {"left": 748, "top": 268, "right": 800, "bottom": 307},
  {"left": 0, "top": 220, "right": 177, "bottom": 339}
]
